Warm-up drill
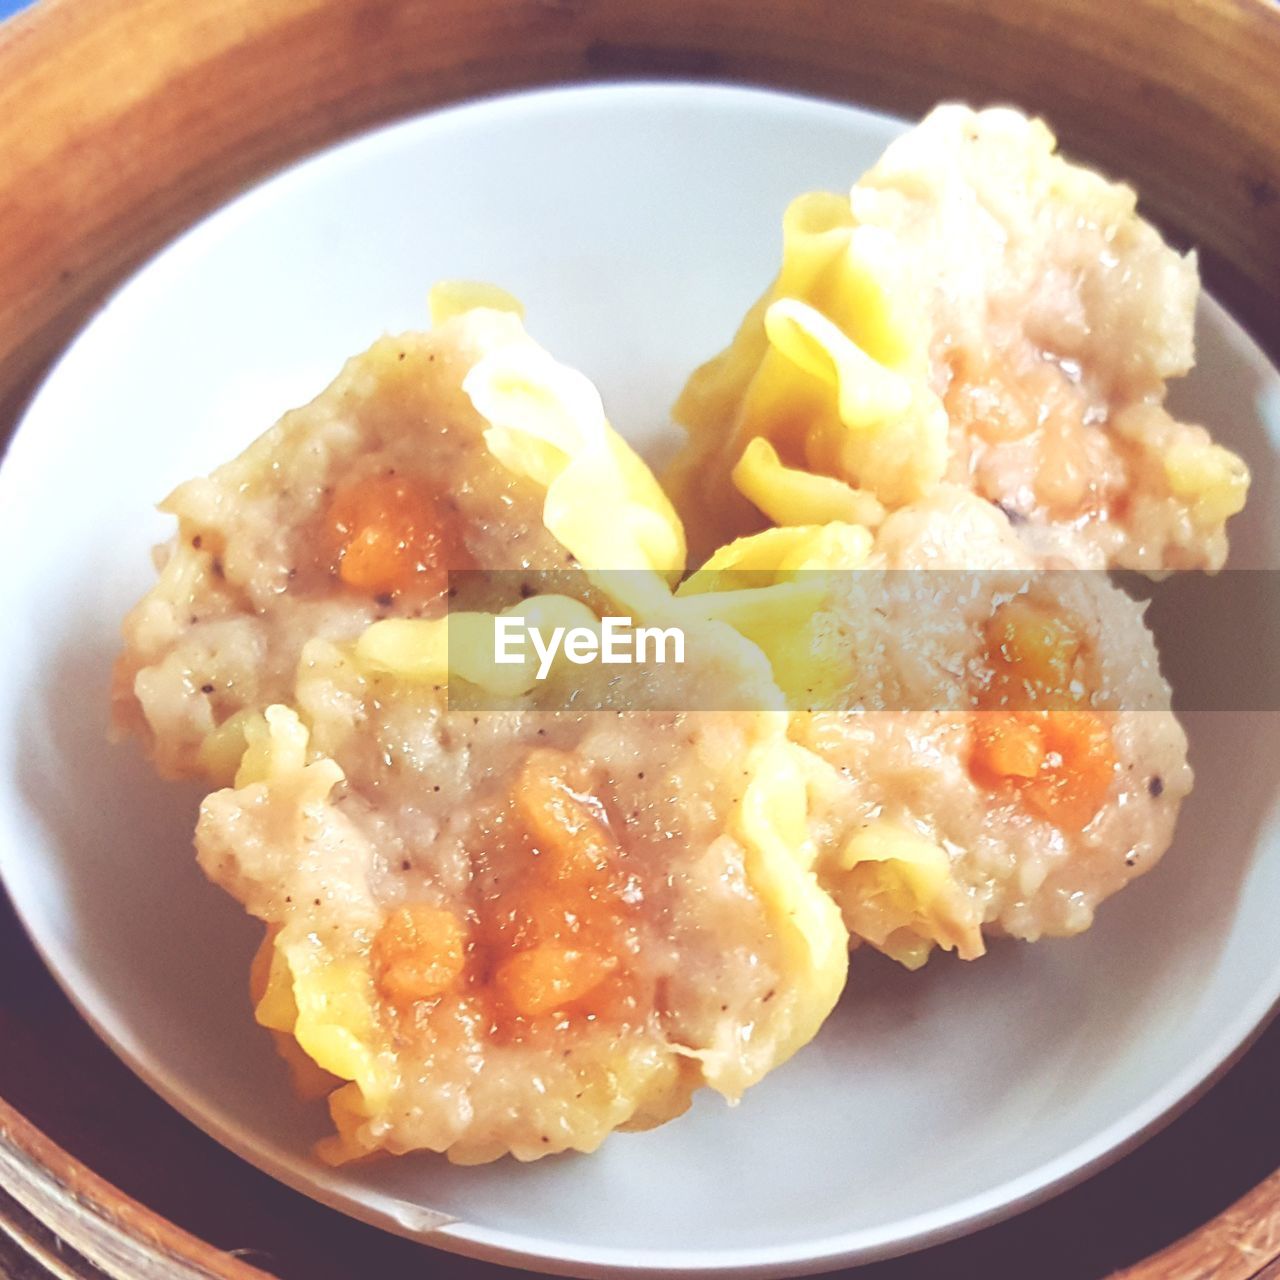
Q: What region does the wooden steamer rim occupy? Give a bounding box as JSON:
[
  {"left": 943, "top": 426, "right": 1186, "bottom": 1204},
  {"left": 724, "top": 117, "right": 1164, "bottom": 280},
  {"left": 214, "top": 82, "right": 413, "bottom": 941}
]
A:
[{"left": 1, "top": 1, "right": 1278, "bottom": 1277}]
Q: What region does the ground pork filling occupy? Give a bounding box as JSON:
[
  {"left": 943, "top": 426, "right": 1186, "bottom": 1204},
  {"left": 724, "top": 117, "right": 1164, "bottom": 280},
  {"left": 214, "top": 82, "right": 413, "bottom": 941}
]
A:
[{"left": 667, "top": 104, "right": 1248, "bottom": 571}]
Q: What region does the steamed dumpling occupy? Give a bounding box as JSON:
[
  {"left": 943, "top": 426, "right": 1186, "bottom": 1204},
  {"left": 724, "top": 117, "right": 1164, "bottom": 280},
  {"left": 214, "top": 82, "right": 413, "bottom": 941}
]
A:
[
  {"left": 196, "top": 650, "right": 846, "bottom": 1162},
  {"left": 679, "top": 486, "right": 1192, "bottom": 968},
  {"left": 112, "top": 290, "right": 685, "bottom": 779},
  {"left": 668, "top": 105, "right": 1248, "bottom": 572}
]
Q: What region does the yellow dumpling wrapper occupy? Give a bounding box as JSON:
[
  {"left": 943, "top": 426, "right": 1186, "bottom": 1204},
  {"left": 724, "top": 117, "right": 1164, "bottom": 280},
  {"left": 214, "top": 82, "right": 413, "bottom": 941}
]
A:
[
  {"left": 229, "top": 711, "right": 393, "bottom": 1163},
  {"left": 291, "top": 949, "right": 387, "bottom": 1106},
  {"left": 775, "top": 194, "right": 926, "bottom": 376},
  {"left": 763, "top": 299, "right": 912, "bottom": 430},
  {"left": 838, "top": 822, "right": 984, "bottom": 966},
  {"left": 251, "top": 931, "right": 344, "bottom": 1102},
  {"left": 686, "top": 522, "right": 873, "bottom": 580},
  {"left": 464, "top": 340, "right": 686, "bottom": 581},
  {"left": 733, "top": 437, "right": 885, "bottom": 530},
  {"left": 197, "top": 708, "right": 258, "bottom": 788},
  {"left": 667, "top": 186, "right": 945, "bottom": 558},
  {"left": 726, "top": 734, "right": 849, "bottom": 1081},
  {"left": 676, "top": 524, "right": 872, "bottom": 711},
  {"left": 428, "top": 279, "right": 525, "bottom": 325},
  {"left": 232, "top": 704, "right": 344, "bottom": 799},
  {"left": 234, "top": 704, "right": 306, "bottom": 785},
  {"left": 263, "top": 932, "right": 394, "bottom": 1166},
  {"left": 1163, "top": 437, "right": 1250, "bottom": 527},
  {"left": 682, "top": 191, "right": 921, "bottom": 420},
  {"left": 760, "top": 299, "right": 948, "bottom": 509},
  {"left": 679, "top": 723, "right": 848, "bottom": 1098}
]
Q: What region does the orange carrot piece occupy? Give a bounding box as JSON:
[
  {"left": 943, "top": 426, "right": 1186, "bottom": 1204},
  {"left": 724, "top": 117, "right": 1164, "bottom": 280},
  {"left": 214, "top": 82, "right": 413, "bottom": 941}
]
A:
[
  {"left": 372, "top": 903, "right": 466, "bottom": 1005},
  {"left": 971, "top": 712, "right": 1045, "bottom": 780},
  {"left": 494, "top": 946, "right": 617, "bottom": 1017},
  {"left": 327, "top": 473, "right": 449, "bottom": 597},
  {"left": 1022, "top": 711, "right": 1118, "bottom": 831},
  {"left": 516, "top": 758, "right": 616, "bottom": 883}
]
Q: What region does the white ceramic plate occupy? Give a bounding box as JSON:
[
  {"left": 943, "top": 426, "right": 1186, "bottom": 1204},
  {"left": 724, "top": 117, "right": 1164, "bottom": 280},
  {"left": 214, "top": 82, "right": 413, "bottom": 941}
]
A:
[{"left": 1, "top": 83, "right": 1279, "bottom": 1279}]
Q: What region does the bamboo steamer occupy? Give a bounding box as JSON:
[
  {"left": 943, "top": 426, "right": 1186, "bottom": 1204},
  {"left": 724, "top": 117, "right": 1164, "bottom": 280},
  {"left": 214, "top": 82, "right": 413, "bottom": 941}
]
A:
[{"left": 2, "top": 1, "right": 1278, "bottom": 1276}]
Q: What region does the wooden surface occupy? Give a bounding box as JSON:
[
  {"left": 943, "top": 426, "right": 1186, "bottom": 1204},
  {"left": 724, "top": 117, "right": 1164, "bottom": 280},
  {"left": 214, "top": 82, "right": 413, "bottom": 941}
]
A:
[
  {"left": 1, "top": 0, "right": 1279, "bottom": 1276},
  {"left": 1113, "top": 1166, "right": 1280, "bottom": 1280},
  {"left": 0, "top": 1105, "right": 269, "bottom": 1280}
]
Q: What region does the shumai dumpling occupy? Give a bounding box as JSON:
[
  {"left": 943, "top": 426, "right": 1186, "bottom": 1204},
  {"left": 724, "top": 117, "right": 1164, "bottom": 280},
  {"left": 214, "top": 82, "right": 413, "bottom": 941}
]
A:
[
  {"left": 668, "top": 105, "right": 1249, "bottom": 572},
  {"left": 112, "top": 287, "right": 684, "bottom": 780},
  {"left": 116, "top": 287, "right": 847, "bottom": 1163},
  {"left": 196, "top": 646, "right": 846, "bottom": 1162},
  {"left": 677, "top": 485, "right": 1192, "bottom": 969}
]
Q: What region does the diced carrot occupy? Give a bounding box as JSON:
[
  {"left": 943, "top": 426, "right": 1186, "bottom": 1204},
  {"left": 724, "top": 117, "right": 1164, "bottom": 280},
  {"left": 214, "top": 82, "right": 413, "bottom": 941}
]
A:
[
  {"left": 984, "top": 600, "right": 1081, "bottom": 706},
  {"left": 951, "top": 358, "right": 1095, "bottom": 516},
  {"left": 1022, "top": 711, "right": 1118, "bottom": 831},
  {"left": 494, "top": 947, "right": 618, "bottom": 1017},
  {"left": 514, "top": 882, "right": 592, "bottom": 948},
  {"left": 576, "top": 970, "right": 645, "bottom": 1026},
  {"left": 474, "top": 753, "right": 635, "bottom": 1030},
  {"left": 969, "top": 709, "right": 1116, "bottom": 832},
  {"left": 372, "top": 904, "right": 466, "bottom": 1005},
  {"left": 981, "top": 599, "right": 1087, "bottom": 712},
  {"left": 326, "top": 473, "right": 449, "bottom": 597},
  {"left": 516, "top": 755, "right": 616, "bottom": 883},
  {"left": 971, "top": 712, "right": 1045, "bottom": 780},
  {"left": 971, "top": 601, "right": 1114, "bottom": 828}
]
